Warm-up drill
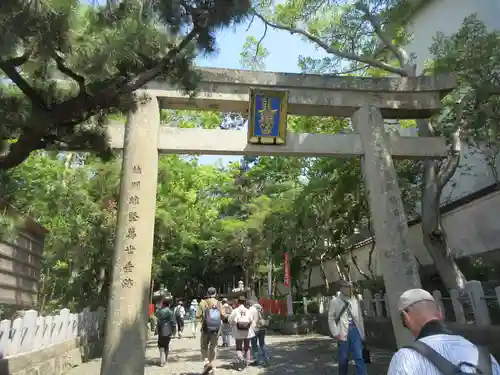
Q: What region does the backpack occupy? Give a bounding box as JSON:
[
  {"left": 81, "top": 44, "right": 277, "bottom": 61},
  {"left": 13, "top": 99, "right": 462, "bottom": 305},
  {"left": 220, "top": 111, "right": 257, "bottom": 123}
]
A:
[
  {"left": 160, "top": 319, "right": 172, "bottom": 337},
  {"left": 404, "top": 341, "right": 493, "bottom": 375},
  {"left": 203, "top": 301, "right": 222, "bottom": 333},
  {"left": 235, "top": 309, "right": 252, "bottom": 331},
  {"left": 175, "top": 306, "right": 182, "bottom": 318},
  {"left": 158, "top": 309, "right": 173, "bottom": 337}
]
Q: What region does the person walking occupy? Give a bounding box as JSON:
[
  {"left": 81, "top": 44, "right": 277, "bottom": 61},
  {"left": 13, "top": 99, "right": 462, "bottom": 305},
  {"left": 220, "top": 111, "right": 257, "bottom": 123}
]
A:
[
  {"left": 190, "top": 299, "right": 199, "bottom": 338},
  {"left": 174, "top": 301, "right": 186, "bottom": 338},
  {"left": 328, "top": 280, "right": 367, "bottom": 375},
  {"left": 155, "top": 297, "right": 176, "bottom": 367},
  {"left": 249, "top": 299, "right": 270, "bottom": 365},
  {"left": 229, "top": 296, "right": 255, "bottom": 370},
  {"left": 388, "top": 288, "right": 500, "bottom": 375},
  {"left": 196, "top": 287, "right": 224, "bottom": 374},
  {"left": 221, "top": 298, "right": 233, "bottom": 347}
]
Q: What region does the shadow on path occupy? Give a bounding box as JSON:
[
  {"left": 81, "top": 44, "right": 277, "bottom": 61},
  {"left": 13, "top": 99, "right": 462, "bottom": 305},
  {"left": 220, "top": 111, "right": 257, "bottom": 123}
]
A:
[
  {"left": 259, "top": 335, "right": 393, "bottom": 375},
  {"left": 67, "top": 333, "right": 394, "bottom": 375}
]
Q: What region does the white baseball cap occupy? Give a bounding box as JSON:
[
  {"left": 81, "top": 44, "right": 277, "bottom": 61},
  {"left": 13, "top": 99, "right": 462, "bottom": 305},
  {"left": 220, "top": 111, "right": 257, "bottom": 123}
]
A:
[{"left": 398, "top": 289, "right": 436, "bottom": 311}]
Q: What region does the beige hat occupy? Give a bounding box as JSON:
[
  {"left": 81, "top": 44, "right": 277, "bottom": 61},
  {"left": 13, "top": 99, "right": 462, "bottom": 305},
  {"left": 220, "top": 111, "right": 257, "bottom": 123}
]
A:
[{"left": 398, "top": 289, "right": 436, "bottom": 311}]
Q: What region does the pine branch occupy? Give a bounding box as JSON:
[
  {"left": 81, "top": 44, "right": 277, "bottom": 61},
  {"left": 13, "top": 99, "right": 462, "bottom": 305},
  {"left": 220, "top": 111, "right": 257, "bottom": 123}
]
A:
[
  {"left": 0, "top": 52, "right": 31, "bottom": 67},
  {"left": 52, "top": 52, "right": 86, "bottom": 94},
  {"left": 0, "top": 114, "right": 52, "bottom": 169},
  {"left": 122, "top": 28, "right": 198, "bottom": 93},
  {"left": 0, "top": 28, "right": 199, "bottom": 170},
  {"left": 0, "top": 61, "right": 48, "bottom": 110},
  {"left": 252, "top": 10, "right": 409, "bottom": 76}
]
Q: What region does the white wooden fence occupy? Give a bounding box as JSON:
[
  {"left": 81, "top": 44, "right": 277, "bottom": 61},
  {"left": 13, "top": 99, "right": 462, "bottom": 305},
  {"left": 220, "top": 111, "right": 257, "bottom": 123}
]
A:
[
  {"left": 308, "top": 280, "right": 500, "bottom": 326},
  {"left": 0, "top": 306, "right": 105, "bottom": 358}
]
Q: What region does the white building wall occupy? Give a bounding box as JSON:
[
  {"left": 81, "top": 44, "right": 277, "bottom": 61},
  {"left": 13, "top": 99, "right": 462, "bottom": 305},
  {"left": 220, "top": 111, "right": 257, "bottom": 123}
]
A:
[
  {"left": 303, "top": 190, "right": 500, "bottom": 289},
  {"left": 405, "top": 0, "right": 500, "bottom": 71},
  {"left": 404, "top": 0, "right": 500, "bottom": 203}
]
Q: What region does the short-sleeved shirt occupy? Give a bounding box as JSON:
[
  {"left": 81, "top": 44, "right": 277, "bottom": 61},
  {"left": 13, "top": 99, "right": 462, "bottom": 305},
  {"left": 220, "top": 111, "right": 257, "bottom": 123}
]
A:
[{"left": 388, "top": 334, "right": 500, "bottom": 375}]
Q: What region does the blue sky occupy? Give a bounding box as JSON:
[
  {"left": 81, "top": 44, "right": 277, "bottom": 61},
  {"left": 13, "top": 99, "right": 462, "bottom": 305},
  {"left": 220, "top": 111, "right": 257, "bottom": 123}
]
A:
[{"left": 195, "top": 18, "right": 327, "bottom": 165}]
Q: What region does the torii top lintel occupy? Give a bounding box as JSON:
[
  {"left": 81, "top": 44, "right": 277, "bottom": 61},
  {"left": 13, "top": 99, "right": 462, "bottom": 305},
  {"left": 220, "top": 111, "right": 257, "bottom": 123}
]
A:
[{"left": 144, "top": 67, "right": 456, "bottom": 119}]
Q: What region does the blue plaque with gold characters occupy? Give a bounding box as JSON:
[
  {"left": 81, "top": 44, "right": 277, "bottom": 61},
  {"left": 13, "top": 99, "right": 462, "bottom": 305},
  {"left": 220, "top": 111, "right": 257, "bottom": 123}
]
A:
[{"left": 247, "top": 89, "right": 288, "bottom": 145}]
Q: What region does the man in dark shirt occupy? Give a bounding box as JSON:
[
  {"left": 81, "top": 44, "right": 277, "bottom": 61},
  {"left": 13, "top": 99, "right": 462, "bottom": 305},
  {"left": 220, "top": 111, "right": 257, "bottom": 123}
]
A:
[{"left": 156, "top": 298, "right": 176, "bottom": 366}]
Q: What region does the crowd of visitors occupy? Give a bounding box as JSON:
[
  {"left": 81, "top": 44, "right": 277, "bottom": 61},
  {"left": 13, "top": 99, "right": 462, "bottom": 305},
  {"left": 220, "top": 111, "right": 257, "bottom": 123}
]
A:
[
  {"left": 154, "top": 282, "right": 500, "bottom": 375},
  {"left": 154, "top": 287, "right": 270, "bottom": 373}
]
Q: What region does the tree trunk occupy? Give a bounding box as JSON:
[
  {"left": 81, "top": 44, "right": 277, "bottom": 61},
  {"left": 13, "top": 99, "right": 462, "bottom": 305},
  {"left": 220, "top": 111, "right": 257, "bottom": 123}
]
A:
[
  {"left": 335, "top": 255, "right": 350, "bottom": 281},
  {"left": 350, "top": 249, "right": 371, "bottom": 280},
  {"left": 307, "top": 267, "right": 313, "bottom": 291},
  {"left": 319, "top": 251, "right": 330, "bottom": 293},
  {"left": 38, "top": 266, "right": 50, "bottom": 313},
  {"left": 95, "top": 267, "right": 109, "bottom": 308},
  {"left": 273, "top": 278, "right": 281, "bottom": 296},
  {"left": 418, "top": 119, "right": 467, "bottom": 290},
  {"left": 366, "top": 225, "right": 376, "bottom": 279},
  {"left": 293, "top": 278, "right": 302, "bottom": 299},
  {"left": 244, "top": 267, "right": 249, "bottom": 289}
]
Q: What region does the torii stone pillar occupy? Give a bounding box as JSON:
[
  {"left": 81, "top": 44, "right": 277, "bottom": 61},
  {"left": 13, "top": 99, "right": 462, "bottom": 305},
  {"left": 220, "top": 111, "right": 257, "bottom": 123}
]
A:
[
  {"left": 352, "top": 106, "right": 421, "bottom": 347},
  {"left": 101, "top": 96, "right": 160, "bottom": 375}
]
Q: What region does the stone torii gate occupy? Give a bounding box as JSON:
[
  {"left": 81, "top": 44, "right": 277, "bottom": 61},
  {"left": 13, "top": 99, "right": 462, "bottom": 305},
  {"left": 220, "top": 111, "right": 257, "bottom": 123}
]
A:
[{"left": 100, "top": 68, "right": 454, "bottom": 375}]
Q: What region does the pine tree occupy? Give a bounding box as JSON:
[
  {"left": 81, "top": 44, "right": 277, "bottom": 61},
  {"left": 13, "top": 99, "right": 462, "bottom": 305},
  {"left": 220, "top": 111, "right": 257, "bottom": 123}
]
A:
[{"left": 0, "top": 0, "right": 250, "bottom": 169}]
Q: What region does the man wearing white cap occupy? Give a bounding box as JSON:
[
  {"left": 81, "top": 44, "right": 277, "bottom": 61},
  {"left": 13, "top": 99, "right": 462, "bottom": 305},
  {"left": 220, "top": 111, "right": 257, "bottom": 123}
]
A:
[{"left": 388, "top": 288, "right": 500, "bottom": 375}]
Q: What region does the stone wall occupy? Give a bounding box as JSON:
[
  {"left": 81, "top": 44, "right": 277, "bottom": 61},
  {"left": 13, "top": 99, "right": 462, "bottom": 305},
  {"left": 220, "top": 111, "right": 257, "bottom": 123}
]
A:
[{"left": 0, "top": 337, "right": 102, "bottom": 375}]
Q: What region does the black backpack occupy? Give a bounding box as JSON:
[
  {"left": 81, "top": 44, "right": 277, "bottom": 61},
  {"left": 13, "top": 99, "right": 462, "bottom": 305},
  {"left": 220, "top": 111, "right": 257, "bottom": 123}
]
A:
[{"left": 404, "top": 341, "right": 493, "bottom": 375}]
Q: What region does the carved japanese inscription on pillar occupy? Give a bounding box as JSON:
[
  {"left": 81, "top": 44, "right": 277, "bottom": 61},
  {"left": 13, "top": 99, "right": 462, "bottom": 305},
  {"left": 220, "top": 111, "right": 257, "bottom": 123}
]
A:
[
  {"left": 120, "top": 164, "right": 142, "bottom": 289},
  {"left": 101, "top": 94, "right": 160, "bottom": 375}
]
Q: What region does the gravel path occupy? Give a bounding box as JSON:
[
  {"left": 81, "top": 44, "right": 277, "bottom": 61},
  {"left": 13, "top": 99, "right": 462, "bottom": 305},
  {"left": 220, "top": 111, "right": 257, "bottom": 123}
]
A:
[{"left": 67, "top": 334, "right": 394, "bottom": 375}]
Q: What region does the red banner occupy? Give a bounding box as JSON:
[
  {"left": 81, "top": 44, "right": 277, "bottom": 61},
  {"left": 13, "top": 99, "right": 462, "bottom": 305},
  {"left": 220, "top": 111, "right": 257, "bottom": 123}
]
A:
[
  {"left": 259, "top": 299, "right": 287, "bottom": 316},
  {"left": 284, "top": 252, "right": 290, "bottom": 287}
]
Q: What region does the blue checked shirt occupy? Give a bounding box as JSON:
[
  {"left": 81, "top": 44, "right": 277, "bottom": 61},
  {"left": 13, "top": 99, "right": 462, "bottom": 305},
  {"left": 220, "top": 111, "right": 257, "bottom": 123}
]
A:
[{"left": 388, "top": 334, "right": 500, "bottom": 375}]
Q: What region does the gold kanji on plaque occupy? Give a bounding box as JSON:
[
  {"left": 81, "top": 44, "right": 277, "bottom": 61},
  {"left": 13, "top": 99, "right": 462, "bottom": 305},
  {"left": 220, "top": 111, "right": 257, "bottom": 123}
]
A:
[{"left": 258, "top": 97, "right": 277, "bottom": 135}]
